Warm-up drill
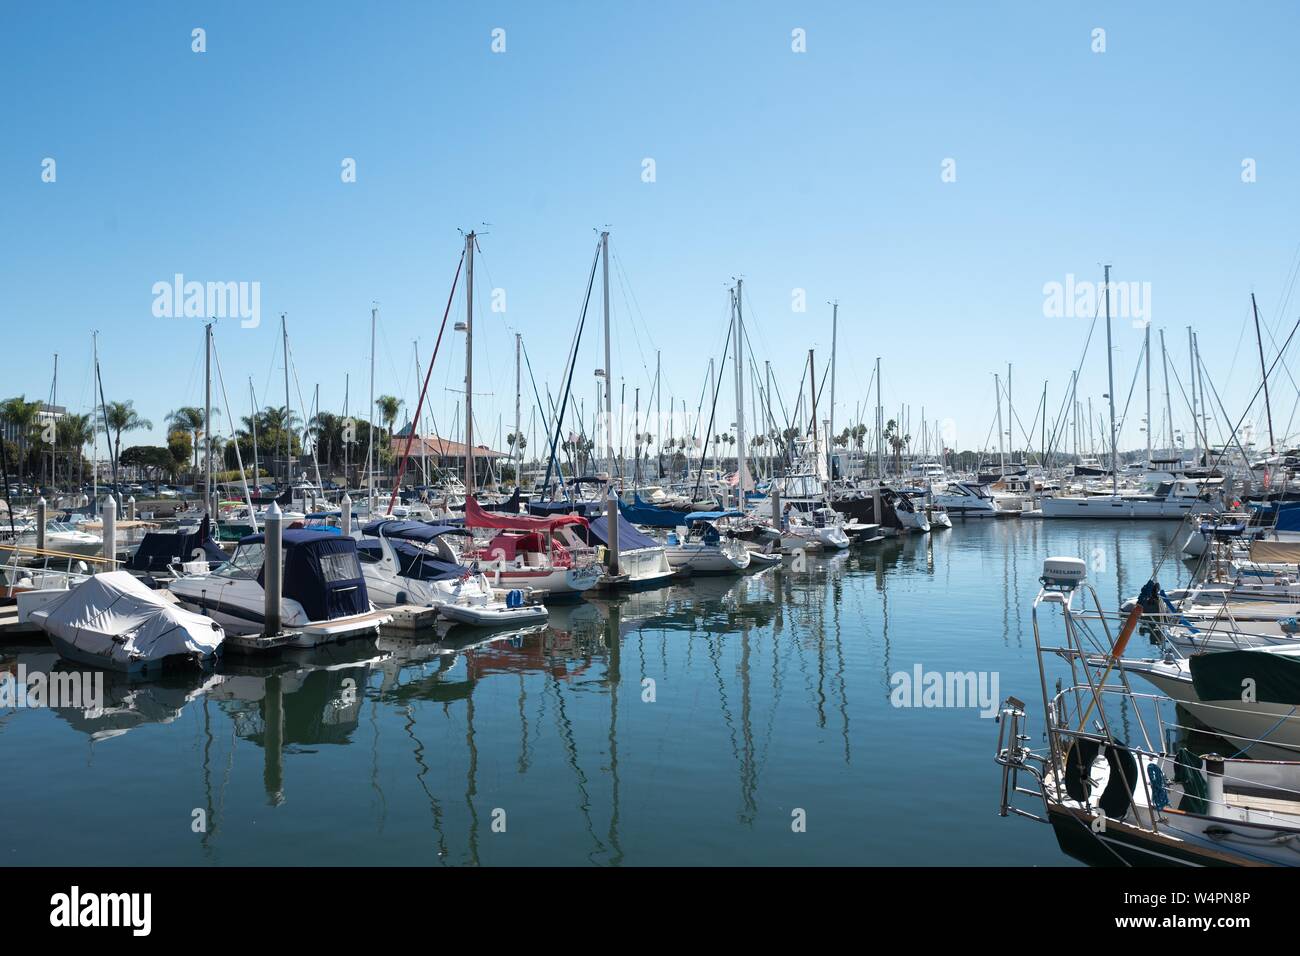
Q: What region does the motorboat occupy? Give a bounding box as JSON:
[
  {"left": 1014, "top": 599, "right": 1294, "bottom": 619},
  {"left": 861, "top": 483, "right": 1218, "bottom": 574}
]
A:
[
  {"left": 1040, "top": 474, "right": 1223, "bottom": 520},
  {"left": 30, "top": 571, "right": 224, "bottom": 673},
  {"left": 663, "top": 511, "right": 752, "bottom": 573},
  {"left": 169, "top": 529, "right": 391, "bottom": 646},
  {"left": 357, "top": 519, "right": 548, "bottom": 627},
  {"left": 931, "top": 480, "right": 1018, "bottom": 518}
]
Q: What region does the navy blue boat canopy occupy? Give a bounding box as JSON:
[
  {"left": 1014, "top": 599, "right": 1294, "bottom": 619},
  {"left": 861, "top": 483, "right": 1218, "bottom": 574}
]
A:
[
  {"left": 251, "top": 531, "right": 369, "bottom": 620},
  {"left": 619, "top": 493, "right": 690, "bottom": 528},
  {"left": 356, "top": 539, "right": 468, "bottom": 582},
  {"left": 126, "top": 516, "right": 226, "bottom": 572},
  {"left": 361, "top": 519, "right": 470, "bottom": 541}
]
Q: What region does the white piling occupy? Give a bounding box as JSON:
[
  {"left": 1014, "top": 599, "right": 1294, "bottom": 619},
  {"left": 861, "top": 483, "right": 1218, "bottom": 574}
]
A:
[
  {"left": 127, "top": 495, "right": 136, "bottom": 521},
  {"left": 606, "top": 491, "right": 620, "bottom": 576},
  {"left": 263, "top": 502, "right": 283, "bottom": 636},
  {"left": 341, "top": 493, "right": 352, "bottom": 537},
  {"left": 102, "top": 495, "right": 117, "bottom": 566},
  {"left": 36, "top": 498, "right": 46, "bottom": 551}
]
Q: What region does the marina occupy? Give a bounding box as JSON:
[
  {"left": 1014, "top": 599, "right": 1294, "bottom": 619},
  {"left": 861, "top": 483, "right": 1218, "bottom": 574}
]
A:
[{"left": 7, "top": 8, "right": 1300, "bottom": 934}]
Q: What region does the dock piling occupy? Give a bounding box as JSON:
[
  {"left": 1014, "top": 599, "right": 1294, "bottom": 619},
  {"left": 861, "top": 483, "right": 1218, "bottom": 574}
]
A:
[{"left": 264, "top": 502, "right": 283, "bottom": 636}]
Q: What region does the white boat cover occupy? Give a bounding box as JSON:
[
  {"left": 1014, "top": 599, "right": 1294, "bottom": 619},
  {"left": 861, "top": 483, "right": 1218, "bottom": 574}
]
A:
[{"left": 31, "top": 571, "right": 225, "bottom": 669}]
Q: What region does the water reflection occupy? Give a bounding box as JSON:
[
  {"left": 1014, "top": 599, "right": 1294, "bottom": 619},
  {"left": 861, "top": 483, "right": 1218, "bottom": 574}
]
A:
[{"left": 0, "top": 519, "right": 1206, "bottom": 865}]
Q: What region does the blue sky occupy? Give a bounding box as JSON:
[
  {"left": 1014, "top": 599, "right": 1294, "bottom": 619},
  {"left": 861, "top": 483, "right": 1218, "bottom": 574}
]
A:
[{"left": 4, "top": 1, "right": 1300, "bottom": 460}]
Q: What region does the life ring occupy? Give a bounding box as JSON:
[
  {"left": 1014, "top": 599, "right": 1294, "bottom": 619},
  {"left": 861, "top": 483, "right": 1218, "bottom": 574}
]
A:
[{"left": 1063, "top": 740, "right": 1138, "bottom": 819}]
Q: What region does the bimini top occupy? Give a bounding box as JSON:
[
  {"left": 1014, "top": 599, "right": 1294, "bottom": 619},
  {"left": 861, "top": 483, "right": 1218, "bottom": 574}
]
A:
[
  {"left": 465, "top": 496, "right": 588, "bottom": 532},
  {"left": 238, "top": 528, "right": 344, "bottom": 547},
  {"left": 583, "top": 514, "right": 662, "bottom": 553},
  {"left": 360, "top": 519, "right": 470, "bottom": 541},
  {"left": 684, "top": 510, "right": 745, "bottom": 525}
]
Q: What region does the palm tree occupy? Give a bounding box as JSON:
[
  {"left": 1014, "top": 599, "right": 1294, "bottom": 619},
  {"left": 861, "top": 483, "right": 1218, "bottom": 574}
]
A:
[
  {"left": 375, "top": 395, "right": 402, "bottom": 476},
  {"left": 98, "top": 400, "right": 153, "bottom": 467},
  {"left": 55, "top": 413, "right": 94, "bottom": 485},
  {"left": 166, "top": 406, "right": 218, "bottom": 475},
  {"left": 1, "top": 396, "right": 44, "bottom": 492},
  {"left": 884, "top": 419, "right": 910, "bottom": 475}
]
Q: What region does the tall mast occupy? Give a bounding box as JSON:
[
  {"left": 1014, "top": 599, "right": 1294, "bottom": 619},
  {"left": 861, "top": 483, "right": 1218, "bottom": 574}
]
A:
[
  {"left": 995, "top": 372, "right": 1005, "bottom": 475},
  {"left": 368, "top": 306, "right": 376, "bottom": 507},
  {"left": 1144, "top": 322, "right": 1152, "bottom": 469},
  {"left": 1159, "top": 329, "right": 1173, "bottom": 457},
  {"left": 249, "top": 378, "right": 259, "bottom": 490},
  {"left": 1103, "top": 264, "right": 1118, "bottom": 495},
  {"left": 601, "top": 230, "right": 614, "bottom": 489},
  {"left": 1195, "top": 332, "right": 1209, "bottom": 459},
  {"left": 1187, "top": 326, "right": 1200, "bottom": 457},
  {"left": 204, "top": 321, "right": 213, "bottom": 515},
  {"left": 829, "top": 300, "right": 838, "bottom": 480},
  {"left": 464, "top": 230, "right": 476, "bottom": 493},
  {"left": 655, "top": 350, "right": 662, "bottom": 479},
  {"left": 91, "top": 332, "right": 98, "bottom": 508},
  {"left": 515, "top": 332, "right": 522, "bottom": 481},
  {"left": 875, "top": 357, "right": 883, "bottom": 478},
  {"left": 1252, "top": 293, "right": 1275, "bottom": 453},
  {"left": 1006, "top": 363, "right": 1012, "bottom": 471},
  {"left": 735, "top": 280, "right": 749, "bottom": 497},
  {"left": 282, "top": 314, "right": 290, "bottom": 486}
]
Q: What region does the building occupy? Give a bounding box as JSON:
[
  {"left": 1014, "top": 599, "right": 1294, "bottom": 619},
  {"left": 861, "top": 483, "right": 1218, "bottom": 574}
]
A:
[
  {"left": 1, "top": 403, "right": 65, "bottom": 445},
  {"left": 391, "top": 432, "right": 510, "bottom": 482}
]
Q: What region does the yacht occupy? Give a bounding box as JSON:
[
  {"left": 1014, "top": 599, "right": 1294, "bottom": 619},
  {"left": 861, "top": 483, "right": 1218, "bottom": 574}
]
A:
[
  {"left": 1040, "top": 474, "right": 1223, "bottom": 520},
  {"left": 169, "top": 529, "right": 391, "bottom": 645},
  {"left": 663, "top": 512, "right": 753, "bottom": 573},
  {"left": 463, "top": 497, "right": 602, "bottom": 598},
  {"left": 931, "top": 480, "right": 1019, "bottom": 518}
]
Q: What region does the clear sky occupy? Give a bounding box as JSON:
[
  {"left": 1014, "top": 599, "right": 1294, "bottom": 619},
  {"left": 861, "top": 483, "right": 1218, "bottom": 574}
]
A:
[{"left": 4, "top": 1, "right": 1300, "bottom": 462}]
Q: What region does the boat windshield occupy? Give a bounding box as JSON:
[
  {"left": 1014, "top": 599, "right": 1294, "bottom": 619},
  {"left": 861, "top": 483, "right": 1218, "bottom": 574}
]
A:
[{"left": 214, "top": 543, "right": 266, "bottom": 579}]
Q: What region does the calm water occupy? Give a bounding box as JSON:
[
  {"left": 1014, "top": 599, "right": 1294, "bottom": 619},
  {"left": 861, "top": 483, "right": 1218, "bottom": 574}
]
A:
[{"left": 0, "top": 519, "right": 1195, "bottom": 866}]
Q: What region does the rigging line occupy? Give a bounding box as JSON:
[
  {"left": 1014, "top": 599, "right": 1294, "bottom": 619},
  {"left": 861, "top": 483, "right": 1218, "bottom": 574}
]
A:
[
  {"left": 209, "top": 333, "right": 259, "bottom": 532},
  {"left": 693, "top": 305, "right": 736, "bottom": 500},
  {"left": 1113, "top": 332, "right": 1148, "bottom": 438},
  {"left": 1043, "top": 289, "right": 1106, "bottom": 458},
  {"left": 387, "top": 249, "right": 465, "bottom": 514},
  {"left": 1151, "top": 310, "right": 1300, "bottom": 580},
  {"left": 285, "top": 338, "right": 324, "bottom": 491},
  {"left": 539, "top": 243, "right": 601, "bottom": 498}
]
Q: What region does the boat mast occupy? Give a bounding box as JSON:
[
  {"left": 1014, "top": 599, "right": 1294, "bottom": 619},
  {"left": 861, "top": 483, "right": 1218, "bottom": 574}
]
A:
[
  {"left": 1144, "top": 322, "right": 1152, "bottom": 469},
  {"left": 1186, "top": 326, "right": 1200, "bottom": 459},
  {"left": 282, "top": 314, "right": 291, "bottom": 487},
  {"left": 465, "top": 230, "right": 476, "bottom": 494},
  {"left": 1159, "top": 329, "right": 1173, "bottom": 458},
  {"left": 601, "top": 230, "right": 613, "bottom": 491},
  {"left": 1252, "top": 293, "right": 1275, "bottom": 453},
  {"left": 828, "top": 300, "right": 837, "bottom": 480},
  {"left": 1195, "top": 331, "right": 1209, "bottom": 459},
  {"left": 655, "top": 350, "right": 662, "bottom": 480},
  {"left": 515, "top": 332, "right": 522, "bottom": 482},
  {"left": 249, "top": 378, "right": 259, "bottom": 491},
  {"left": 368, "top": 306, "right": 376, "bottom": 508},
  {"left": 735, "top": 279, "right": 749, "bottom": 500},
  {"left": 1103, "top": 264, "right": 1118, "bottom": 495},
  {"left": 91, "top": 332, "right": 98, "bottom": 510},
  {"left": 204, "top": 321, "right": 213, "bottom": 516},
  {"left": 995, "top": 372, "right": 1005, "bottom": 476},
  {"left": 875, "top": 357, "right": 883, "bottom": 479}
]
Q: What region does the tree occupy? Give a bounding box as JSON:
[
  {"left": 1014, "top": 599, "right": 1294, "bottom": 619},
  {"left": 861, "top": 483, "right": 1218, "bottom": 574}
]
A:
[
  {"left": 165, "top": 406, "right": 213, "bottom": 474},
  {"left": 1, "top": 396, "right": 44, "bottom": 492},
  {"left": 375, "top": 395, "right": 402, "bottom": 475},
  {"left": 120, "top": 445, "right": 175, "bottom": 482},
  {"left": 99, "top": 401, "right": 153, "bottom": 469},
  {"left": 167, "top": 429, "right": 192, "bottom": 478},
  {"left": 55, "top": 413, "right": 94, "bottom": 485}
]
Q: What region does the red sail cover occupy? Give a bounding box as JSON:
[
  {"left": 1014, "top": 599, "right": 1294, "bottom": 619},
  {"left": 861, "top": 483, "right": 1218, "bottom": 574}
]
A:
[{"left": 464, "top": 496, "right": 589, "bottom": 531}]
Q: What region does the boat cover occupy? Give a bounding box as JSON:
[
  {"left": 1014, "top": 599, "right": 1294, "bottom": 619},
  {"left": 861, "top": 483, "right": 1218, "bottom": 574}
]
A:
[
  {"left": 619, "top": 493, "right": 691, "bottom": 528},
  {"left": 585, "top": 514, "right": 663, "bottom": 552},
  {"left": 361, "top": 519, "right": 470, "bottom": 541},
  {"left": 32, "top": 571, "right": 224, "bottom": 668},
  {"left": 465, "top": 496, "right": 588, "bottom": 531},
  {"left": 1249, "top": 540, "right": 1300, "bottom": 564},
  {"left": 242, "top": 530, "right": 371, "bottom": 621},
  {"left": 684, "top": 510, "right": 745, "bottom": 525},
  {"left": 1190, "top": 649, "right": 1300, "bottom": 705},
  {"left": 125, "top": 516, "right": 226, "bottom": 572},
  {"left": 356, "top": 540, "right": 468, "bottom": 582}
]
